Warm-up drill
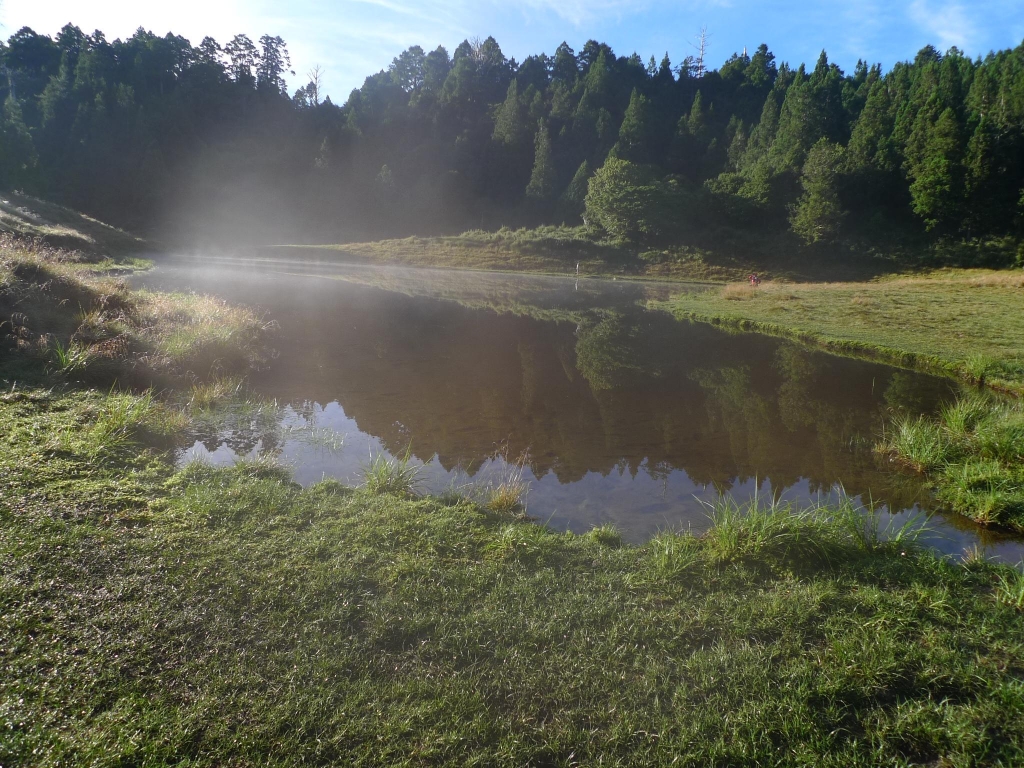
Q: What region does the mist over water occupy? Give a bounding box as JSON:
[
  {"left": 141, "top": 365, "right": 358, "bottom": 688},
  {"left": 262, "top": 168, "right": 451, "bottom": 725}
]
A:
[{"left": 136, "top": 259, "right": 1024, "bottom": 560}]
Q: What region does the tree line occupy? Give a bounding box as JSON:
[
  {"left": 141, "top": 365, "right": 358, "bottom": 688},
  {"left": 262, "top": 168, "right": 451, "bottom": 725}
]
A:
[{"left": 1, "top": 25, "right": 1023, "bottom": 261}]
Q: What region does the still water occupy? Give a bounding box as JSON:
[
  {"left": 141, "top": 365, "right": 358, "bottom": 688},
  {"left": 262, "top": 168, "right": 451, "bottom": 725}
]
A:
[{"left": 136, "top": 258, "right": 1024, "bottom": 560}]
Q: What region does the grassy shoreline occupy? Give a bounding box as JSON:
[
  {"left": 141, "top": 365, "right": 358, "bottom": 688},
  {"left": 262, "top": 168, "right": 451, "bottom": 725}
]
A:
[
  {"left": 5, "top": 387, "right": 1024, "bottom": 766},
  {"left": 272, "top": 225, "right": 906, "bottom": 285},
  {"left": 660, "top": 272, "right": 1024, "bottom": 395},
  {"left": 5, "top": 234, "right": 1024, "bottom": 764}
]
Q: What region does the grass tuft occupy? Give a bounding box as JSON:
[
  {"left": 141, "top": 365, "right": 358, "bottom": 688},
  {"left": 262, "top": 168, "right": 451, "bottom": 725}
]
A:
[
  {"left": 994, "top": 566, "right": 1024, "bottom": 610},
  {"left": 584, "top": 523, "right": 623, "bottom": 548},
  {"left": 362, "top": 447, "right": 421, "bottom": 496},
  {"left": 879, "top": 393, "right": 1024, "bottom": 529}
]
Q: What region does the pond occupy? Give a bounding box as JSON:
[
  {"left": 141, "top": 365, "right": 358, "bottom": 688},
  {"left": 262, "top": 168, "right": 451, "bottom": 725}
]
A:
[{"left": 135, "top": 258, "right": 1024, "bottom": 561}]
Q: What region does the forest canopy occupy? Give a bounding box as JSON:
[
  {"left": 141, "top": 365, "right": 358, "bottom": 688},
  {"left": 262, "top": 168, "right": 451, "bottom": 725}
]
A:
[{"left": 1, "top": 25, "right": 1023, "bottom": 262}]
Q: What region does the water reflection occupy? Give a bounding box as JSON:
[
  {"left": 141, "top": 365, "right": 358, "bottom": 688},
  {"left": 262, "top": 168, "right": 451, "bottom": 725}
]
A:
[{"left": 137, "top": 260, "right": 1024, "bottom": 560}]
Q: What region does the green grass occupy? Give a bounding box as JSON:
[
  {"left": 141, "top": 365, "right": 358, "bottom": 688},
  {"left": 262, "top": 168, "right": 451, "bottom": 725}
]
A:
[
  {"left": 4, "top": 389, "right": 1024, "bottom": 766},
  {"left": 273, "top": 225, "right": 854, "bottom": 284},
  {"left": 663, "top": 270, "right": 1024, "bottom": 394},
  {"left": 274, "top": 219, "right": 938, "bottom": 284},
  {"left": 879, "top": 392, "right": 1024, "bottom": 529},
  {"left": 1, "top": 235, "right": 271, "bottom": 388},
  {"left": 362, "top": 447, "right": 422, "bottom": 496},
  {"left": 5, "top": 210, "right": 1024, "bottom": 764}
]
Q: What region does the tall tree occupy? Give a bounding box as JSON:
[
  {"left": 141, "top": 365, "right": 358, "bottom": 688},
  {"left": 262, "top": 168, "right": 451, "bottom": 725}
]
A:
[
  {"left": 257, "top": 35, "right": 291, "bottom": 94},
  {"left": 908, "top": 107, "right": 964, "bottom": 231},
  {"left": 526, "top": 121, "right": 556, "bottom": 200},
  {"left": 614, "top": 88, "right": 655, "bottom": 163},
  {"left": 790, "top": 138, "right": 847, "bottom": 243}
]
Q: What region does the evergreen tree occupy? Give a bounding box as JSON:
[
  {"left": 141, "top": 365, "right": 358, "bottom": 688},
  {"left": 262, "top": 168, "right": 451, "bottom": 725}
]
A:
[
  {"left": 790, "top": 138, "right": 847, "bottom": 243},
  {"left": 847, "top": 79, "right": 896, "bottom": 171},
  {"left": 526, "top": 121, "right": 556, "bottom": 200},
  {"left": 0, "top": 95, "right": 37, "bottom": 187},
  {"left": 743, "top": 76, "right": 786, "bottom": 168},
  {"left": 962, "top": 115, "right": 1001, "bottom": 233},
  {"left": 560, "top": 159, "right": 592, "bottom": 216},
  {"left": 908, "top": 107, "right": 964, "bottom": 231},
  {"left": 492, "top": 80, "right": 529, "bottom": 146},
  {"left": 614, "top": 88, "right": 655, "bottom": 163},
  {"left": 744, "top": 44, "right": 777, "bottom": 90}
]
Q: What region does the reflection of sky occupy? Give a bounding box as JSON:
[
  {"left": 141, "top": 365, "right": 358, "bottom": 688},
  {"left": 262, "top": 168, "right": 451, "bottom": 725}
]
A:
[{"left": 180, "top": 400, "right": 1024, "bottom": 563}]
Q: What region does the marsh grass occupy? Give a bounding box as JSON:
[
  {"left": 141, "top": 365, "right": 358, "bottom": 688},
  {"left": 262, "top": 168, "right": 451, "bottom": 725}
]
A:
[
  {"left": 286, "top": 424, "right": 345, "bottom": 452},
  {"left": 363, "top": 446, "right": 421, "bottom": 496},
  {"left": 480, "top": 450, "right": 531, "bottom": 515},
  {"left": 879, "top": 392, "right": 1024, "bottom": 529},
  {"left": 995, "top": 566, "right": 1024, "bottom": 609},
  {"left": 584, "top": 522, "right": 623, "bottom": 548},
  {"left": 829, "top": 495, "right": 930, "bottom": 553},
  {"left": 722, "top": 282, "right": 758, "bottom": 301},
  {"left": 701, "top": 493, "right": 833, "bottom": 565},
  {"left": 49, "top": 338, "right": 95, "bottom": 375},
  {"left": 186, "top": 376, "right": 243, "bottom": 409}
]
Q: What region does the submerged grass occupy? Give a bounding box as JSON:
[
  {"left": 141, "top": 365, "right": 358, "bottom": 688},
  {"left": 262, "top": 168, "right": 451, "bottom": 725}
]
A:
[{"left": 4, "top": 389, "right": 1024, "bottom": 765}]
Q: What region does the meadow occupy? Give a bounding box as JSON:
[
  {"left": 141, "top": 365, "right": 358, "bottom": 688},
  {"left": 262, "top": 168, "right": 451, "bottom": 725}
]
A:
[{"left": 3, "top": 230, "right": 1024, "bottom": 765}]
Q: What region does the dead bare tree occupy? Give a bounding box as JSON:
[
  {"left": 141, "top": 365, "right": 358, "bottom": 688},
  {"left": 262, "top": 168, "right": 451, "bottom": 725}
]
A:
[
  {"left": 691, "top": 26, "right": 710, "bottom": 78},
  {"left": 307, "top": 65, "right": 324, "bottom": 107}
]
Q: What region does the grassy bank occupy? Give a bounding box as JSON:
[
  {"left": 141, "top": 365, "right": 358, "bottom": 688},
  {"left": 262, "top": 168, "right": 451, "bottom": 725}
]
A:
[
  {"left": 0, "top": 191, "right": 145, "bottom": 255},
  {"left": 662, "top": 273, "right": 1024, "bottom": 532},
  {"left": 5, "top": 232, "right": 1024, "bottom": 765},
  {"left": 275, "top": 225, "right": 904, "bottom": 284},
  {"left": 662, "top": 271, "right": 1024, "bottom": 395},
  {"left": 879, "top": 393, "right": 1024, "bottom": 531},
  {"left": 4, "top": 388, "right": 1024, "bottom": 766},
  {"left": 0, "top": 234, "right": 270, "bottom": 389}
]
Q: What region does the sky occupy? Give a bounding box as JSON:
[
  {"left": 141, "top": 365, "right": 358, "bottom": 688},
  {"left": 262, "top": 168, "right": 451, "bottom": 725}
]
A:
[{"left": 3, "top": 0, "right": 1023, "bottom": 103}]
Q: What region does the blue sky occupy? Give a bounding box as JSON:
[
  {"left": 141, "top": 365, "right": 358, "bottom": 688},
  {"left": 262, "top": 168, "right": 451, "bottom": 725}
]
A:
[{"left": 3, "top": 0, "right": 1023, "bottom": 102}]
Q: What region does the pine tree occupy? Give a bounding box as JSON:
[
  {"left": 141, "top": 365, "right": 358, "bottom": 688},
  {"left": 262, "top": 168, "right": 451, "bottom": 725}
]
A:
[
  {"left": 492, "top": 80, "right": 529, "bottom": 146},
  {"left": 0, "top": 95, "right": 37, "bottom": 187},
  {"left": 962, "top": 115, "right": 1001, "bottom": 232},
  {"left": 743, "top": 78, "right": 785, "bottom": 168},
  {"left": 686, "top": 90, "right": 709, "bottom": 142},
  {"left": 526, "top": 121, "right": 556, "bottom": 200},
  {"left": 908, "top": 107, "right": 964, "bottom": 231},
  {"left": 744, "top": 44, "right": 777, "bottom": 90},
  {"left": 790, "top": 138, "right": 847, "bottom": 243},
  {"left": 614, "top": 89, "right": 655, "bottom": 163},
  {"left": 559, "top": 159, "right": 592, "bottom": 216},
  {"left": 847, "top": 79, "right": 896, "bottom": 171}
]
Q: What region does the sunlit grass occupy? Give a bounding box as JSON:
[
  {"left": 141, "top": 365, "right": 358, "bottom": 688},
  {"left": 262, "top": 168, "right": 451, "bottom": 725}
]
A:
[
  {"left": 879, "top": 393, "right": 1024, "bottom": 529},
  {"left": 664, "top": 270, "right": 1024, "bottom": 393},
  {"left": 362, "top": 447, "right": 421, "bottom": 496},
  {"left": 5, "top": 388, "right": 1024, "bottom": 766},
  {"left": 2, "top": 236, "right": 272, "bottom": 387}
]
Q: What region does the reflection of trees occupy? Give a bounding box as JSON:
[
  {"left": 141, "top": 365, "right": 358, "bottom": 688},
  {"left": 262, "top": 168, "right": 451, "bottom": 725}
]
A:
[
  {"left": 575, "top": 313, "right": 658, "bottom": 390},
  {"left": 189, "top": 401, "right": 283, "bottom": 456},
  {"left": 186, "top": 269, "right": 955, "bottom": 511}
]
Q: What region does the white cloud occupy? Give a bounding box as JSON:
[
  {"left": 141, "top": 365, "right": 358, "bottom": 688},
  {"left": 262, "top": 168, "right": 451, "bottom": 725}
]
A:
[
  {"left": 908, "top": 0, "right": 978, "bottom": 51},
  {"left": 515, "top": 0, "right": 650, "bottom": 26}
]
